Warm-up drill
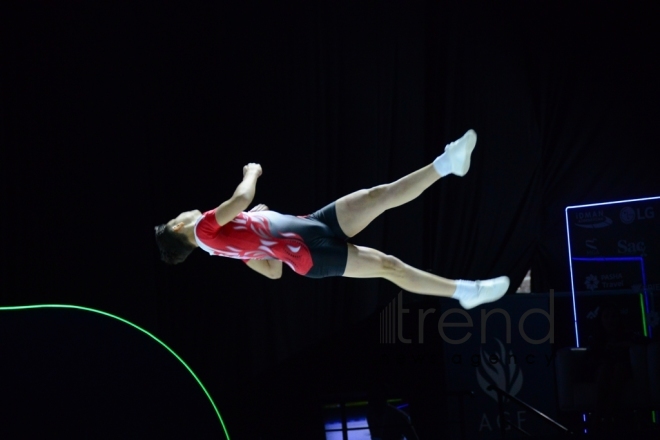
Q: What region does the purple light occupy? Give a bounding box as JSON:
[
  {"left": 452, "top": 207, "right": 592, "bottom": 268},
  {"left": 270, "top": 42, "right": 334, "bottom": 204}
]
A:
[
  {"left": 565, "top": 195, "right": 660, "bottom": 209},
  {"left": 565, "top": 207, "right": 581, "bottom": 346},
  {"left": 572, "top": 257, "right": 643, "bottom": 262}
]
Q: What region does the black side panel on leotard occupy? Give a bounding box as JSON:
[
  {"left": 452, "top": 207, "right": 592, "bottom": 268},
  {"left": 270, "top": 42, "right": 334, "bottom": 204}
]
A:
[
  {"left": 302, "top": 237, "right": 348, "bottom": 278},
  {"left": 302, "top": 202, "right": 349, "bottom": 278},
  {"left": 305, "top": 202, "right": 350, "bottom": 241}
]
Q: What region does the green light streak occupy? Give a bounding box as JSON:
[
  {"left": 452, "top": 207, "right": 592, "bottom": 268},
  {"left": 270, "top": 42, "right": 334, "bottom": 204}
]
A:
[
  {"left": 0, "top": 304, "right": 230, "bottom": 440},
  {"left": 638, "top": 296, "right": 657, "bottom": 426},
  {"left": 639, "top": 294, "right": 649, "bottom": 338},
  {"left": 344, "top": 401, "right": 368, "bottom": 408}
]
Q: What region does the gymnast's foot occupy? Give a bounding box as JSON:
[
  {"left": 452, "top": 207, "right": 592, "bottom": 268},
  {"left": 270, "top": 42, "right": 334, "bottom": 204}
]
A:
[
  {"left": 453, "top": 276, "right": 510, "bottom": 310},
  {"left": 432, "top": 129, "right": 477, "bottom": 177}
]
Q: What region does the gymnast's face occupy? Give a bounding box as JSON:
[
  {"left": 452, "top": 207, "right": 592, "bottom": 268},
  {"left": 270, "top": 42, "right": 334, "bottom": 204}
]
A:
[{"left": 168, "top": 209, "right": 202, "bottom": 232}]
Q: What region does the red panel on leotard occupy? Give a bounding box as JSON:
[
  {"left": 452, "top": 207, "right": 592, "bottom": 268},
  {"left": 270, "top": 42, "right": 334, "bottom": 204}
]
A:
[{"left": 194, "top": 210, "right": 314, "bottom": 275}]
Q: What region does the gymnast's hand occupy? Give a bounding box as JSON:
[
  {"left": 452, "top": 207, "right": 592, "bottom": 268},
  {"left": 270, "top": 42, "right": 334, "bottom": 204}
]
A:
[
  {"left": 243, "top": 163, "right": 262, "bottom": 177},
  {"left": 248, "top": 204, "right": 269, "bottom": 212}
]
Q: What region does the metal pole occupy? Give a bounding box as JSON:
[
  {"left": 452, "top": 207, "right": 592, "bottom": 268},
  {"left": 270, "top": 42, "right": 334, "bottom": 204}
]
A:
[{"left": 498, "top": 390, "right": 506, "bottom": 439}]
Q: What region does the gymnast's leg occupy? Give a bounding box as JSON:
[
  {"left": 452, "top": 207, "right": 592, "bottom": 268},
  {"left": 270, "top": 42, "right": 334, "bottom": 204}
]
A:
[
  {"left": 334, "top": 130, "right": 476, "bottom": 238},
  {"left": 342, "top": 244, "right": 509, "bottom": 309}
]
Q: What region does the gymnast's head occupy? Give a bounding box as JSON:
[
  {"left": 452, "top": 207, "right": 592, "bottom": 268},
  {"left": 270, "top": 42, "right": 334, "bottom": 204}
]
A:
[{"left": 154, "top": 209, "right": 201, "bottom": 264}]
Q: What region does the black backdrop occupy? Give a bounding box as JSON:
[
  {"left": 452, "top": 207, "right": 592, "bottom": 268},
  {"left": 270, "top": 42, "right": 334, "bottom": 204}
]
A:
[{"left": 3, "top": 1, "right": 659, "bottom": 437}]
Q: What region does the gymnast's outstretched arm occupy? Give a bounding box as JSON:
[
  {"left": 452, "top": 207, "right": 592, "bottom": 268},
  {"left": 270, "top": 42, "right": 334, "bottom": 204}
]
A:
[{"left": 214, "top": 163, "right": 262, "bottom": 226}]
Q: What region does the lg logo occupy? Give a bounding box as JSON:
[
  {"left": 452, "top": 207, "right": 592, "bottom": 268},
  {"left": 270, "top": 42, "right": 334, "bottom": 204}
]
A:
[{"left": 619, "top": 206, "right": 655, "bottom": 224}]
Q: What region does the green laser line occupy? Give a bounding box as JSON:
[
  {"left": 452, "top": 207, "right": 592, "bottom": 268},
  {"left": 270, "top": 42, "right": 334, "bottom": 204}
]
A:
[
  {"left": 637, "top": 295, "right": 656, "bottom": 425},
  {"left": 0, "top": 304, "right": 230, "bottom": 440},
  {"left": 639, "top": 294, "right": 649, "bottom": 338}
]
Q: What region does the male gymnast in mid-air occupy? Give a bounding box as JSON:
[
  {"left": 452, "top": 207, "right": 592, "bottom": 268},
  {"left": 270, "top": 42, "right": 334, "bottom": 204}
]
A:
[{"left": 155, "top": 130, "right": 510, "bottom": 310}]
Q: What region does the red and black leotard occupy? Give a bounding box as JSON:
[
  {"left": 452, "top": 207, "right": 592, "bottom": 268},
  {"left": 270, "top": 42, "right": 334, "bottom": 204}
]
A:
[{"left": 194, "top": 203, "right": 349, "bottom": 278}]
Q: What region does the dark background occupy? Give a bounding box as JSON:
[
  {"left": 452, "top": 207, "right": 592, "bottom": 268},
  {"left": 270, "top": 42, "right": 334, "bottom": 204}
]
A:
[{"left": 2, "top": 1, "right": 659, "bottom": 438}]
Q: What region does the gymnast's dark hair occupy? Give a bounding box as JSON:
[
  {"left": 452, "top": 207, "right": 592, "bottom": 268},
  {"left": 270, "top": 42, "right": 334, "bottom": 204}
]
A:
[{"left": 154, "top": 224, "right": 195, "bottom": 265}]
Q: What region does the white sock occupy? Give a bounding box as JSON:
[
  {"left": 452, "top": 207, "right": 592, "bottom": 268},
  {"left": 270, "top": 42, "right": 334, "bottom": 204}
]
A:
[
  {"left": 433, "top": 129, "right": 477, "bottom": 177},
  {"left": 451, "top": 280, "right": 478, "bottom": 301},
  {"left": 433, "top": 153, "right": 453, "bottom": 177}
]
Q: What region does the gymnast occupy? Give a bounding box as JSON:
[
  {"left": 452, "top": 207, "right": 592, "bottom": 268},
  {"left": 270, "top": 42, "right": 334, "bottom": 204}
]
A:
[{"left": 155, "top": 130, "right": 509, "bottom": 310}]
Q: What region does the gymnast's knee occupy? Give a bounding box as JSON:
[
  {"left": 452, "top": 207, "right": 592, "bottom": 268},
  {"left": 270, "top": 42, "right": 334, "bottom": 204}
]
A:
[
  {"left": 366, "top": 184, "right": 389, "bottom": 200},
  {"left": 380, "top": 254, "right": 405, "bottom": 276}
]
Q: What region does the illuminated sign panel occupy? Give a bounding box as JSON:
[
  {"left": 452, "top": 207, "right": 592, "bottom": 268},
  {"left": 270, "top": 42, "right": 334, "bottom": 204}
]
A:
[{"left": 565, "top": 196, "right": 660, "bottom": 346}]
